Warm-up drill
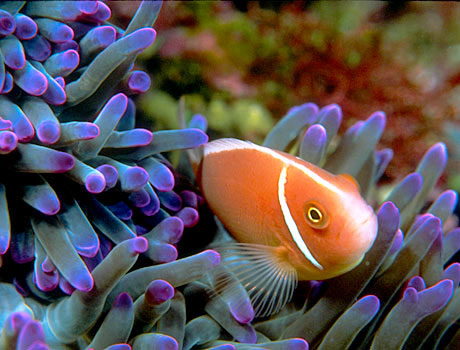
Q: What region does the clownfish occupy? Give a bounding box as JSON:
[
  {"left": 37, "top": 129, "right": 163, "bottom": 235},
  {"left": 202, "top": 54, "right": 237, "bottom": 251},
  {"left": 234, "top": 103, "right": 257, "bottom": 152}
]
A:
[{"left": 193, "top": 138, "right": 378, "bottom": 317}]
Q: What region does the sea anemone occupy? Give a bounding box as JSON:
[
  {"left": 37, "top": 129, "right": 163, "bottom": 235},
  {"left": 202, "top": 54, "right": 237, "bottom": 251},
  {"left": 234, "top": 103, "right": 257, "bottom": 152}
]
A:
[
  {"left": 0, "top": 1, "right": 215, "bottom": 348},
  {"left": 0, "top": 0, "right": 212, "bottom": 293},
  {"left": 1, "top": 1, "right": 460, "bottom": 350}
]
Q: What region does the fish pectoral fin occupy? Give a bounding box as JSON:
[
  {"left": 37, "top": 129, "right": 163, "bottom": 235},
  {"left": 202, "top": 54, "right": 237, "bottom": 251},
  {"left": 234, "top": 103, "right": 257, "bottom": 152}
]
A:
[{"left": 212, "top": 243, "right": 298, "bottom": 318}]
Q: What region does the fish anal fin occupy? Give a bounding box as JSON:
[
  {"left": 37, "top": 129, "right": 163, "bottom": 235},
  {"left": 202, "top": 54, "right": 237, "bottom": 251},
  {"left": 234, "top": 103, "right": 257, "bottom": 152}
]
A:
[{"left": 213, "top": 243, "right": 298, "bottom": 318}]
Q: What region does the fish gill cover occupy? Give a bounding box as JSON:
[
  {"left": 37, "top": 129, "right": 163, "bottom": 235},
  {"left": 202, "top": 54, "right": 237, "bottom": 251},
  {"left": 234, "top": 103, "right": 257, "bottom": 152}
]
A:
[{"left": 0, "top": 1, "right": 459, "bottom": 350}]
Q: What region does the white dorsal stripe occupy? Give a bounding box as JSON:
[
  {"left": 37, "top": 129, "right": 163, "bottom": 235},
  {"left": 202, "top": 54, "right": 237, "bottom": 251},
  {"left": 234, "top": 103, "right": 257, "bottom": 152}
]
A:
[
  {"left": 204, "top": 138, "right": 342, "bottom": 194},
  {"left": 278, "top": 166, "right": 324, "bottom": 270}
]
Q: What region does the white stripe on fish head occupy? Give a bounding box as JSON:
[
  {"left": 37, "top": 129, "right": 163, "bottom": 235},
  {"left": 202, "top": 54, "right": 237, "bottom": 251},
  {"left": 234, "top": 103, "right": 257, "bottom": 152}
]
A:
[{"left": 278, "top": 166, "right": 324, "bottom": 270}]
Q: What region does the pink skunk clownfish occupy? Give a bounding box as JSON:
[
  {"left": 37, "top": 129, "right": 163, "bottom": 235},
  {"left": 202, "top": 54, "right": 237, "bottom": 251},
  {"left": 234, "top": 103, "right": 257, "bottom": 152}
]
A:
[{"left": 193, "top": 138, "right": 378, "bottom": 317}]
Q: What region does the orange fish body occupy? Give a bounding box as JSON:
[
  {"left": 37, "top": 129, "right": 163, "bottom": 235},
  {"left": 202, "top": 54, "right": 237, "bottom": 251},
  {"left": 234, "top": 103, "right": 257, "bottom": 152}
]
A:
[{"left": 195, "top": 138, "right": 378, "bottom": 315}]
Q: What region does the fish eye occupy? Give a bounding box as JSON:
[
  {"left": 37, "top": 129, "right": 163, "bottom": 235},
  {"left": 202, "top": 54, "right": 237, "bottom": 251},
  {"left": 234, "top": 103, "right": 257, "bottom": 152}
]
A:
[
  {"left": 304, "top": 201, "right": 329, "bottom": 229},
  {"left": 308, "top": 207, "right": 322, "bottom": 223}
]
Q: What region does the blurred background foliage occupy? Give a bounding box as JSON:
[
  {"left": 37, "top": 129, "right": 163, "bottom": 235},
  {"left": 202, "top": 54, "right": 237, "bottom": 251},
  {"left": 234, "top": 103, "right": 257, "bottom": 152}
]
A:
[{"left": 109, "top": 1, "right": 460, "bottom": 191}]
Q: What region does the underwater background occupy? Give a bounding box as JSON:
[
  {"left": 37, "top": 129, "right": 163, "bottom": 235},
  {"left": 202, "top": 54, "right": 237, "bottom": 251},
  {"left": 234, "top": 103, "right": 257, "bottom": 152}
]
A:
[{"left": 1, "top": 1, "right": 460, "bottom": 349}]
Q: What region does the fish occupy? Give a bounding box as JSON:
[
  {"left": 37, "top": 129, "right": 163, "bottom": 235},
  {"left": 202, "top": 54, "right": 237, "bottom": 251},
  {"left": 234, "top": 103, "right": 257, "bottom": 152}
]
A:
[{"left": 194, "top": 138, "right": 378, "bottom": 316}]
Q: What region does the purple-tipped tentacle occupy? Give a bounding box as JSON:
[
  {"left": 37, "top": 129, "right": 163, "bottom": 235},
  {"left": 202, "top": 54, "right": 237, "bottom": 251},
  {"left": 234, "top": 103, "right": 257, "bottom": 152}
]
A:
[
  {"left": 12, "top": 60, "right": 48, "bottom": 96},
  {"left": 0, "top": 96, "right": 35, "bottom": 142},
  {"left": 14, "top": 13, "right": 38, "bottom": 40},
  {"left": 79, "top": 25, "right": 116, "bottom": 64},
  {"left": 128, "top": 188, "right": 151, "bottom": 208},
  {"left": 176, "top": 207, "right": 199, "bottom": 228},
  {"left": 85, "top": 1, "right": 111, "bottom": 23},
  {"left": 29, "top": 60, "right": 66, "bottom": 105},
  {"left": 22, "top": 34, "right": 51, "bottom": 62},
  {"left": 0, "top": 130, "right": 18, "bottom": 154},
  {"left": 139, "top": 157, "right": 175, "bottom": 192},
  {"left": 157, "top": 190, "right": 182, "bottom": 212},
  {"left": 96, "top": 164, "right": 118, "bottom": 189},
  {"left": 126, "top": 70, "right": 151, "bottom": 94},
  {"left": 44, "top": 49, "right": 79, "bottom": 77},
  {"left": 0, "top": 9, "right": 16, "bottom": 36},
  {"left": 1, "top": 71, "right": 13, "bottom": 94},
  {"left": 0, "top": 35, "right": 26, "bottom": 70}
]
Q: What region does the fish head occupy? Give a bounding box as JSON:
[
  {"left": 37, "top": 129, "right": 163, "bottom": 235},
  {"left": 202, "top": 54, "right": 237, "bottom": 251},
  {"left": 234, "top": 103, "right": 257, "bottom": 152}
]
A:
[{"left": 278, "top": 163, "right": 378, "bottom": 280}]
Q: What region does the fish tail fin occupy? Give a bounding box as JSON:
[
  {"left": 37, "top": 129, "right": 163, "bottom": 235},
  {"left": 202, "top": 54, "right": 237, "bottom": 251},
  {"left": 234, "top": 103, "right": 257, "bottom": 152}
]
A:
[{"left": 209, "top": 243, "right": 298, "bottom": 319}]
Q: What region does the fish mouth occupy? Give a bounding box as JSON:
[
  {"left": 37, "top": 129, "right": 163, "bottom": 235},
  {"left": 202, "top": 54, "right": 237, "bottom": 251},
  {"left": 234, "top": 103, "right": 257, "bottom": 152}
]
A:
[
  {"left": 358, "top": 211, "right": 379, "bottom": 252},
  {"left": 360, "top": 211, "right": 377, "bottom": 226}
]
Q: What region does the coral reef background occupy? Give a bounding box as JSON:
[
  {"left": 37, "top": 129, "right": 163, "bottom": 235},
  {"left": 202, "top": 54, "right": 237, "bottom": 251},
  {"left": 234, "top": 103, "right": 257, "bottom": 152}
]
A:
[{"left": 1, "top": 1, "right": 460, "bottom": 350}]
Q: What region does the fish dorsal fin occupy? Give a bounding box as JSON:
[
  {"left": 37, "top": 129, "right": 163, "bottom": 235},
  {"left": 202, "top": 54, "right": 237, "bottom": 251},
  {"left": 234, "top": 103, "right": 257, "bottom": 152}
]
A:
[
  {"left": 190, "top": 138, "right": 250, "bottom": 172},
  {"left": 213, "top": 243, "right": 298, "bottom": 318},
  {"left": 204, "top": 138, "right": 256, "bottom": 156}
]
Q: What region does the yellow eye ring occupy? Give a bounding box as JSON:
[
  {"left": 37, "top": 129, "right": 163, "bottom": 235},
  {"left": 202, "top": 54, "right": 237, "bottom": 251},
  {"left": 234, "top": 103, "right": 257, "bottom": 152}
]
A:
[
  {"left": 304, "top": 201, "right": 329, "bottom": 229},
  {"left": 307, "top": 207, "right": 323, "bottom": 223}
]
